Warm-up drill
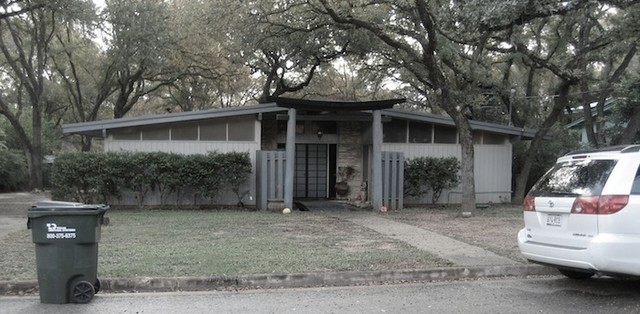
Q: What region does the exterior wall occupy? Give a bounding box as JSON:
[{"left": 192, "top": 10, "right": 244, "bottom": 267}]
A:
[
  {"left": 103, "top": 119, "right": 261, "bottom": 207},
  {"left": 383, "top": 143, "right": 513, "bottom": 204},
  {"left": 337, "top": 121, "right": 366, "bottom": 200}
]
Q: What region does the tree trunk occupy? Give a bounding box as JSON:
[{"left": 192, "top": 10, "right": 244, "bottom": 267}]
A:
[
  {"left": 616, "top": 103, "right": 640, "bottom": 144},
  {"left": 513, "top": 80, "right": 574, "bottom": 202},
  {"left": 458, "top": 118, "right": 475, "bottom": 214},
  {"left": 81, "top": 135, "right": 92, "bottom": 152}
]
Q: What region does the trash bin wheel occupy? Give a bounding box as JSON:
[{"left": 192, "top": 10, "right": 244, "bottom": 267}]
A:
[
  {"left": 70, "top": 280, "right": 95, "bottom": 304},
  {"left": 94, "top": 278, "right": 101, "bottom": 294}
]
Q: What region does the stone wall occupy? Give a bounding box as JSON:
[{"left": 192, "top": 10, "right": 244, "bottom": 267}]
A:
[{"left": 337, "top": 122, "right": 366, "bottom": 200}]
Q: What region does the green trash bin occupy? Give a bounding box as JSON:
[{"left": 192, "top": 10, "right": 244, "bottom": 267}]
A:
[{"left": 27, "top": 201, "right": 108, "bottom": 304}]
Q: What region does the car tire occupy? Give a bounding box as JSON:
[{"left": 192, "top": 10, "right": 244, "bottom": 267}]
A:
[{"left": 558, "top": 268, "right": 595, "bottom": 279}]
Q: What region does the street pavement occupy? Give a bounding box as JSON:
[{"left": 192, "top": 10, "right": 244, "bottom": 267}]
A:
[{"left": 0, "top": 194, "right": 557, "bottom": 300}]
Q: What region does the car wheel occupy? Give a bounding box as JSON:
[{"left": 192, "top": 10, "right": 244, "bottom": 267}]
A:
[{"left": 558, "top": 268, "right": 595, "bottom": 279}]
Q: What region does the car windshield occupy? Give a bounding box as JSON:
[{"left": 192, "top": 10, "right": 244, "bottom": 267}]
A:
[{"left": 530, "top": 159, "right": 617, "bottom": 197}]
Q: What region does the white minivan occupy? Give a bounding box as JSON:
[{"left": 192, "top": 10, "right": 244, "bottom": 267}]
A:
[{"left": 518, "top": 145, "right": 640, "bottom": 279}]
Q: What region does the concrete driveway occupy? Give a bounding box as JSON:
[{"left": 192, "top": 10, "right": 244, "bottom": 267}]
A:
[{"left": 0, "top": 192, "right": 51, "bottom": 238}]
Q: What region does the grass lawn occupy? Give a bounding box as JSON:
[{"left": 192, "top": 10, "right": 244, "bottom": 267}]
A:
[{"left": 0, "top": 210, "right": 449, "bottom": 281}]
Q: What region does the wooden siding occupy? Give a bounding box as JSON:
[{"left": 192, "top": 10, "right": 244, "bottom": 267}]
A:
[
  {"left": 103, "top": 119, "right": 261, "bottom": 207},
  {"left": 383, "top": 143, "right": 512, "bottom": 204}
]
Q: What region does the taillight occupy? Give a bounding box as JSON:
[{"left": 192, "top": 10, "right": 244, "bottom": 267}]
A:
[
  {"left": 571, "top": 196, "right": 599, "bottom": 214},
  {"left": 571, "top": 195, "right": 629, "bottom": 215},
  {"left": 523, "top": 195, "right": 535, "bottom": 211},
  {"left": 598, "top": 195, "right": 629, "bottom": 214}
]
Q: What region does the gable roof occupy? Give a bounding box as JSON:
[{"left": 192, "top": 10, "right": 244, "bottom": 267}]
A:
[{"left": 62, "top": 101, "right": 540, "bottom": 139}]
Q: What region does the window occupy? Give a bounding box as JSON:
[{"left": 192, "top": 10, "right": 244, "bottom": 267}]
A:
[
  {"left": 631, "top": 166, "right": 640, "bottom": 195},
  {"left": 228, "top": 117, "right": 255, "bottom": 141},
  {"left": 409, "top": 121, "right": 432, "bottom": 143},
  {"left": 434, "top": 125, "right": 457, "bottom": 143},
  {"left": 200, "top": 120, "right": 227, "bottom": 141},
  {"left": 531, "top": 159, "right": 617, "bottom": 197},
  {"left": 111, "top": 128, "right": 140, "bottom": 140},
  {"left": 383, "top": 119, "right": 407, "bottom": 143},
  {"left": 141, "top": 126, "right": 169, "bottom": 140},
  {"left": 171, "top": 123, "right": 198, "bottom": 141}
]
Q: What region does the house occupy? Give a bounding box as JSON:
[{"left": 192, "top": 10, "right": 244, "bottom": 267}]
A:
[
  {"left": 565, "top": 98, "right": 618, "bottom": 146},
  {"left": 62, "top": 98, "right": 540, "bottom": 209}
]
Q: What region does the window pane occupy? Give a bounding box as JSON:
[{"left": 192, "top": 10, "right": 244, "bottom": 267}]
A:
[
  {"left": 141, "top": 126, "right": 169, "bottom": 140},
  {"left": 171, "top": 123, "right": 198, "bottom": 141},
  {"left": 110, "top": 128, "right": 140, "bottom": 140},
  {"left": 228, "top": 117, "right": 255, "bottom": 141},
  {"left": 434, "top": 125, "right": 457, "bottom": 143},
  {"left": 200, "top": 120, "right": 226, "bottom": 141},
  {"left": 408, "top": 121, "right": 432, "bottom": 143},
  {"left": 383, "top": 119, "right": 406, "bottom": 143}
]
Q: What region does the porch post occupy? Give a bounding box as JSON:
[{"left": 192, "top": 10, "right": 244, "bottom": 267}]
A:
[
  {"left": 372, "top": 110, "right": 383, "bottom": 210},
  {"left": 284, "top": 108, "right": 296, "bottom": 209}
]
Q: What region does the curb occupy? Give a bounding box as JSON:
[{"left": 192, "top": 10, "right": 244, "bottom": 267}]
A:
[{"left": 0, "top": 265, "right": 558, "bottom": 296}]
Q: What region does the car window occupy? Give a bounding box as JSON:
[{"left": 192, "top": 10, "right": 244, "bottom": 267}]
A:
[
  {"left": 631, "top": 166, "right": 640, "bottom": 195},
  {"left": 530, "top": 159, "right": 617, "bottom": 197}
]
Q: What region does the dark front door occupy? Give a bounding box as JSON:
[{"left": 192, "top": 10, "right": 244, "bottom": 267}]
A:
[{"left": 295, "top": 144, "right": 328, "bottom": 198}]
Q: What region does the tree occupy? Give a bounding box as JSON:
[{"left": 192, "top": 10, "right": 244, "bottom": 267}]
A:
[
  {"left": 240, "top": 0, "right": 354, "bottom": 103},
  {"left": 161, "top": 0, "right": 259, "bottom": 111},
  {"left": 259, "top": 0, "right": 640, "bottom": 212},
  {"left": 102, "top": 0, "right": 179, "bottom": 118},
  {"left": 49, "top": 19, "right": 111, "bottom": 151},
  {"left": 499, "top": 3, "right": 640, "bottom": 201},
  {"left": 0, "top": 0, "right": 45, "bottom": 20},
  {"left": 1, "top": 2, "right": 59, "bottom": 189}
]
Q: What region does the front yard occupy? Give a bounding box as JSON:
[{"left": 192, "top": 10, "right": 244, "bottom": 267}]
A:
[{"left": 1, "top": 209, "right": 455, "bottom": 281}]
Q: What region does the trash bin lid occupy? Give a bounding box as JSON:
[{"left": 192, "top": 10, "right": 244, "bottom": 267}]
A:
[
  {"left": 28, "top": 201, "right": 108, "bottom": 218},
  {"left": 32, "top": 201, "right": 84, "bottom": 207}
]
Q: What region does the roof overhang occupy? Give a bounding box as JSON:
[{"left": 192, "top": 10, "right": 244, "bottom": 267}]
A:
[
  {"left": 62, "top": 103, "right": 285, "bottom": 137},
  {"left": 382, "top": 109, "right": 543, "bottom": 140},
  {"left": 62, "top": 99, "right": 545, "bottom": 140},
  {"left": 270, "top": 96, "right": 406, "bottom": 111}
]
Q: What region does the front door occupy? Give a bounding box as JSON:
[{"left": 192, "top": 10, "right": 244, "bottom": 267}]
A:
[{"left": 295, "top": 144, "right": 328, "bottom": 198}]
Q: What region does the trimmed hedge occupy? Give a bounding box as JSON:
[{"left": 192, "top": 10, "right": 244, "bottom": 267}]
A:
[
  {"left": 50, "top": 151, "right": 252, "bottom": 207},
  {"left": 404, "top": 156, "right": 460, "bottom": 204}
]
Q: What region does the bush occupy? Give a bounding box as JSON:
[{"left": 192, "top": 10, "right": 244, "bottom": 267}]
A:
[
  {"left": 404, "top": 157, "right": 460, "bottom": 203},
  {"left": 50, "top": 151, "right": 252, "bottom": 207},
  {"left": 0, "top": 149, "right": 29, "bottom": 192}
]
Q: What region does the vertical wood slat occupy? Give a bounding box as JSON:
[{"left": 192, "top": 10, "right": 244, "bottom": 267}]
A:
[
  {"left": 381, "top": 151, "right": 404, "bottom": 211},
  {"left": 256, "top": 150, "right": 287, "bottom": 210}
]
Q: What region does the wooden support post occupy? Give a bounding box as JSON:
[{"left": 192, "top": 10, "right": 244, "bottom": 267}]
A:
[
  {"left": 284, "top": 108, "right": 296, "bottom": 209},
  {"left": 372, "top": 110, "right": 383, "bottom": 211}
]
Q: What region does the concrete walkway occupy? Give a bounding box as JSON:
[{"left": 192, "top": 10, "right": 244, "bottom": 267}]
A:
[{"left": 345, "top": 214, "right": 519, "bottom": 266}]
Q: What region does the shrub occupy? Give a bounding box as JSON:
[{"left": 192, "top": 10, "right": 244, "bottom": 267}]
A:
[
  {"left": 50, "top": 151, "right": 252, "bottom": 207},
  {"left": 404, "top": 157, "right": 460, "bottom": 203},
  {"left": 0, "top": 149, "right": 29, "bottom": 192}
]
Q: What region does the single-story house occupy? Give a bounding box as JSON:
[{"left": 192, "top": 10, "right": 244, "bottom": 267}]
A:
[
  {"left": 62, "top": 98, "right": 539, "bottom": 209},
  {"left": 565, "top": 98, "right": 619, "bottom": 146}
]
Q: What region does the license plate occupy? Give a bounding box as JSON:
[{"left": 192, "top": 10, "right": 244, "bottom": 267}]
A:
[{"left": 546, "top": 214, "right": 562, "bottom": 227}]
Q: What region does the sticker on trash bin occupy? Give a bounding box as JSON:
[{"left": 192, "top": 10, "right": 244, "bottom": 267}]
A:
[{"left": 45, "top": 223, "right": 76, "bottom": 239}]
